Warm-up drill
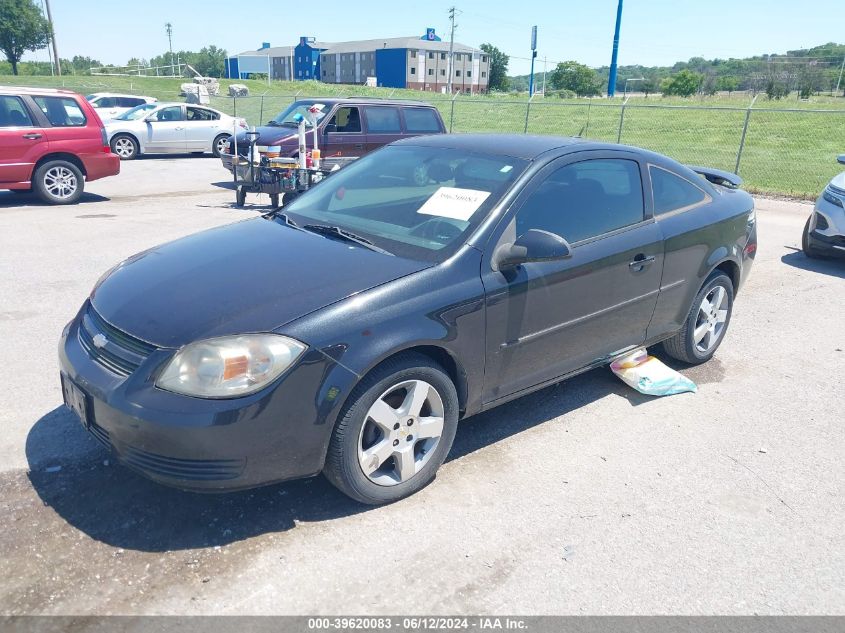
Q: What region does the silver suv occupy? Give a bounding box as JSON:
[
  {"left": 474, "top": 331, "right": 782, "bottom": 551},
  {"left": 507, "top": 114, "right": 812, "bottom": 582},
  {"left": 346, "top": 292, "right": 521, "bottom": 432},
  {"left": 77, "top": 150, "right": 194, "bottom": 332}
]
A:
[{"left": 803, "top": 155, "right": 845, "bottom": 258}]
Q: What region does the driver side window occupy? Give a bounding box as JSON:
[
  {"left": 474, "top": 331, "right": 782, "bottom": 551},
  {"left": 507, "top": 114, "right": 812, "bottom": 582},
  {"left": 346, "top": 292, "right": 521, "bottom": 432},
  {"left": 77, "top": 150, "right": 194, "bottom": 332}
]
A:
[
  {"left": 515, "top": 158, "right": 644, "bottom": 244},
  {"left": 327, "top": 106, "right": 361, "bottom": 133},
  {"left": 150, "top": 106, "right": 183, "bottom": 122}
]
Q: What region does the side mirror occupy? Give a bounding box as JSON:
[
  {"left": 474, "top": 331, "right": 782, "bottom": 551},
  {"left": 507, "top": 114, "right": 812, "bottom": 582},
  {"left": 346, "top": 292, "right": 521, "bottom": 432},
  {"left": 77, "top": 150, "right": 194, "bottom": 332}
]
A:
[
  {"left": 493, "top": 229, "right": 572, "bottom": 271},
  {"left": 837, "top": 154, "right": 845, "bottom": 166},
  {"left": 324, "top": 123, "right": 337, "bottom": 134}
]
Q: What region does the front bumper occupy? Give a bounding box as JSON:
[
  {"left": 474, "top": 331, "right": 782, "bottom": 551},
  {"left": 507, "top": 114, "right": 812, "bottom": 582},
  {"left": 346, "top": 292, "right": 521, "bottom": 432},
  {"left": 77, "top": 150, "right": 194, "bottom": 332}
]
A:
[
  {"left": 807, "top": 189, "right": 845, "bottom": 255},
  {"left": 58, "top": 305, "right": 356, "bottom": 491}
]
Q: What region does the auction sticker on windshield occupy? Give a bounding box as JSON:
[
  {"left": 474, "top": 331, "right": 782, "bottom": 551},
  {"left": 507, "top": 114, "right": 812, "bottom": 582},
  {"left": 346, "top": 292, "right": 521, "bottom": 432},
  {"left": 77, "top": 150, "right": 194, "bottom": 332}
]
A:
[{"left": 417, "top": 187, "right": 491, "bottom": 221}]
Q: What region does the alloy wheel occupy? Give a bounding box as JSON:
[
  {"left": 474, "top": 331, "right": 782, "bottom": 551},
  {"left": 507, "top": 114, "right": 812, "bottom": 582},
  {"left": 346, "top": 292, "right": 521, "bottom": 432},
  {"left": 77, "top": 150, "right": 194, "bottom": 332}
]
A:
[
  {"left": 43, "top": 166, "right": 78, "bottom": 200},
  {"left": 113, "top": 137, "right": 135, "bottom": 158},
  {"left": 357, "top": 379, "right": 445, "bottom": 486},
  {"left": 694, "top": 285, "right": 728, "bottom": 353}
]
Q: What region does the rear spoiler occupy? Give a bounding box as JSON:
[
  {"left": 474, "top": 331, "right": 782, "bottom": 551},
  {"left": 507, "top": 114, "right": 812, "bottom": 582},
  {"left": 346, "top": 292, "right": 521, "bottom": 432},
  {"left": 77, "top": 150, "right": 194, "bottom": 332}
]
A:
[{"left": 687, "top": 165, "right": 743, "bottom": 189}]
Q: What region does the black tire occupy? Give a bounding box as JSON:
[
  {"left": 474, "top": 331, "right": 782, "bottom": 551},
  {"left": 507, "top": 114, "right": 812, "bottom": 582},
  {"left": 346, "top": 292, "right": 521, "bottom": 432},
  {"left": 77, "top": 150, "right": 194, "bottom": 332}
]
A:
[
  {"left": 212, "top": 134, "right": 230, "bottom": 158},
  {"left": 235, "top": 186, "right": 247, "bottom": 207},
  {"left": 323, "top": 353, "right": 459, "bottom": 505},
  {"left": 281, "top": 191, "right": 299, "bottom": 206},
  {"left": 802, "top": 215, "right": 825, "bottom": 259},
  {"left": 662, "top": 271, "right": 734, "bottom": 365},
  {"left": 33, "top": 160, "right": 84, "bottom": 205},
  {"left": 110, "top": 134, "right": 138, "bottom": 160}
]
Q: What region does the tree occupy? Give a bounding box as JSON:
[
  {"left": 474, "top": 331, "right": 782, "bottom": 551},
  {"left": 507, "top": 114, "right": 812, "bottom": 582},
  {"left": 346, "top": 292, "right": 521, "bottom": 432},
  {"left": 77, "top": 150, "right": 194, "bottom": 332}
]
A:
[
  {"left": 549, "top": 61, "right": 601, "bottom": 97},
  {"left": 716, "top": 76, "right": 740, "bottom": 96},
  {"left": 0, "top": 0, "right": 50, "bottom": 75},
  {"left": 479, "top": 43, "right": 509, "bottom": 92},
  {"left": 640, "top": 77, "right": 658, "bottom": 98},
  {"left": 194, "top": 45, "right": 227, "bottom": 77},
  {"left": 661, "top": 69, "right": 703, "bottom": 97},
  {"left": 765, "top": 78, "right": 789, "bottom": 100}
]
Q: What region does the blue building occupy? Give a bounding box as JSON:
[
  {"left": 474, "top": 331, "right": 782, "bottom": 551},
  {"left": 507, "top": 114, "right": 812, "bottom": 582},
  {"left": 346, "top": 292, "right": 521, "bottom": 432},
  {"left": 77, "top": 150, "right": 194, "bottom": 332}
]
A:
[{"left": 226, "top": 29, "right": 490, "bottom": 94}]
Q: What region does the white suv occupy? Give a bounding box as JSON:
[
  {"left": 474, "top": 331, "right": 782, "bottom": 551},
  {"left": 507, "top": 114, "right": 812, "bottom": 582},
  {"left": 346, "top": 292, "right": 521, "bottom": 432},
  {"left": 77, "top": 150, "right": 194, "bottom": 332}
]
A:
[
  {"left": 85, "top": 93, "right": 157, "bottom": 121},
  {"left": 803, "top": 155, "right": 845, "bottom": 258}
]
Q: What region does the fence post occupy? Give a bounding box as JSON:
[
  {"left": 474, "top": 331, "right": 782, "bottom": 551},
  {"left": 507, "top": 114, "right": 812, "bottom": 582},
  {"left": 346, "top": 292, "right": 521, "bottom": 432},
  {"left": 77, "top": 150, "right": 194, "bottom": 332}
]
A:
[
  {"left": 734, "top": 94, "right": 758, "bottom": 175},
  {"left": 616, "top": 96, "right": 630, "bottom": 144},
  {"left": 584, "top": 100, "right": 592, "bottom": 137},
  {"left": 524, "top": 93, "right": 534, "bottom": 134},
  {"left": 232, "top": 95, "right": 237, "bottom": 117},
  {"left": 449, "top": 92, "right": 459, "bottom": 133},
  {"left": 259, "top": 93, "right": 265, "bottom": 125}
]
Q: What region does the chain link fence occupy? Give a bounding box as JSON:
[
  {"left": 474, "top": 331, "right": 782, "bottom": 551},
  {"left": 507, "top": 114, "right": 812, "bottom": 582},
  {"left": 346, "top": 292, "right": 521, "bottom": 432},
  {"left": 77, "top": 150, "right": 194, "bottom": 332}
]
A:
[{"left": 211, "top": 94, "right": 844, "bottom": 198}]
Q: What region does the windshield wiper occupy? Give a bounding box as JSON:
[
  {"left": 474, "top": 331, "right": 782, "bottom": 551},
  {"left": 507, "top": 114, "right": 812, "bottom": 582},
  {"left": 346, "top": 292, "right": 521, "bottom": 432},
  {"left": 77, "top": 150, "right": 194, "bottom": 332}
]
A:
[
  {"left": 261, "top": 210, "right": 302, "bottom": 230},
  {"left": 302, "top": 224, "right": 392, "bottom": 255}
]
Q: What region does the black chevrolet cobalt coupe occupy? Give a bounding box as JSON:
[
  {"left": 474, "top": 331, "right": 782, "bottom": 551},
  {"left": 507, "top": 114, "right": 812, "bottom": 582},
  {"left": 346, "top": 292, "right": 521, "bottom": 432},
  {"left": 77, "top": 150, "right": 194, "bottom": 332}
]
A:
[{"left": 60, "top": 134, "right": 756, "bottom": 504}]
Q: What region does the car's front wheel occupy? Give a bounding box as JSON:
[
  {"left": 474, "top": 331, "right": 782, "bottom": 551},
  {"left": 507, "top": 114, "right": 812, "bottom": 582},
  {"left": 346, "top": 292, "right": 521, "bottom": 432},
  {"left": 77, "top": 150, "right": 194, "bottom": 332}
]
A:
[
  {"left": 662, "top": 271, "right": 734, "bottom": 364},
  {"left": 33, "top": 160, "right": 84, "bottom": 205},
  {"left": 111, "top": 134, "right": 138, "bottom": 160},
  {"left": 212, "top": 134, "right": 230, "bottom": 158},
  {"left": 802, "top": 215, "right": 825, "bottom": 259},
  {"left": 323, "top": 353, "right": 459, "bottom": 505}
]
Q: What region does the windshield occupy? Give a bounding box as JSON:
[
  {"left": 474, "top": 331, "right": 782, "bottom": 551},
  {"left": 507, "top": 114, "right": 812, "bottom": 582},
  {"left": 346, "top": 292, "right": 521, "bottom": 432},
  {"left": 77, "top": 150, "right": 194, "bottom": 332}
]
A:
[
  {"left": 268, "top": 100, "right": 329, "bottom": 128},
  {"left": 281, "top": 145, "right": 528, "bottom": 262},
  {"left": 114, "top": 103, "right": 158, "bottom": 121},
  {"left": 85, "top": 94, "right": 96, "bottom": 101}
]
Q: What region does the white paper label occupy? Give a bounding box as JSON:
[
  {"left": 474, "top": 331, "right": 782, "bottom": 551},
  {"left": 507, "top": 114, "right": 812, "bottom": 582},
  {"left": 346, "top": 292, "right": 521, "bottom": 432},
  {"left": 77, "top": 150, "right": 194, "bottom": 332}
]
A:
[{"left": 417, "top": 187, "right": 491, "bottom": 221}]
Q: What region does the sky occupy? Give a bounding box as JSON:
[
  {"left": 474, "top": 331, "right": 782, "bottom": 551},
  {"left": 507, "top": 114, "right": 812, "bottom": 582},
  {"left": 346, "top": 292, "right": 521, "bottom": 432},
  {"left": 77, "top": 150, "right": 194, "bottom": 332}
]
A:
[{"left": 24, "top": 0, "right": 845, "bottom": 76}]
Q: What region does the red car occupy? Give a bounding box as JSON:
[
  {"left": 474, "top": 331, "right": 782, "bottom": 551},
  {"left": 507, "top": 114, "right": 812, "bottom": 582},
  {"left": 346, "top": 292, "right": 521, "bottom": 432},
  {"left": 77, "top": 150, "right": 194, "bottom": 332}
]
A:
[{"left": 0, "top": 86, "right": 120, "bottom": 204}]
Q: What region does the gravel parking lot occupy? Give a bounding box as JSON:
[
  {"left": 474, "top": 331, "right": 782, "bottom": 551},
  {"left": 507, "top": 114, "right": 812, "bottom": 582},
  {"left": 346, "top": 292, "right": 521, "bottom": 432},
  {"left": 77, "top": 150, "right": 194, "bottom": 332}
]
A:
[{"left": 0, "top": 157, "right": 843, "bottom": 615}]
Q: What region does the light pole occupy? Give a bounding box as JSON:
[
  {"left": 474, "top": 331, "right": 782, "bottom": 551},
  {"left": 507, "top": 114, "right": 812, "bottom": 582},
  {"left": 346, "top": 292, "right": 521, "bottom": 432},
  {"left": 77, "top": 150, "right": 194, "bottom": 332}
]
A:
[
  {"left": 624, "top": 77, "right": 644, "bottom": 98},
  {"left": 528, "top": 26, "right": 538, "bottom": 97},
  {"left": 607, "top": 0, "right": 623, "bottom": 97},
  {"left": 447, "top": 7, "right": 457, "bottom": 94},
  {"left": 165, "top": 23, "right": 174, "bottom": 75}
]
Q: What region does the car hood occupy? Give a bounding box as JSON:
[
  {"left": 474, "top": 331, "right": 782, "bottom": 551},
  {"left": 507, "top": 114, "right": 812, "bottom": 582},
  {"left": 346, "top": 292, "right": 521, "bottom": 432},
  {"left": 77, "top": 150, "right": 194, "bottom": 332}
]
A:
[
  {"left": 232, "top": 126, "right": 302, "bottom": 151},
  {"left": 91, "top": 218, "right": 429, "bottom": 348},
  {"left": 830, "top": 171, "right": 845, "bottom": 193}
]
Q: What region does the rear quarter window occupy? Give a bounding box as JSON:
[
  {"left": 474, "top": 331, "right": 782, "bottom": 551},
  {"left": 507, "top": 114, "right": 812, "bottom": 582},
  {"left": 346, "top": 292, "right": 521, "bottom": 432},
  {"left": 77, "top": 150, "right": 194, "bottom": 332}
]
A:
[
  {"left": 0, "top": 95, "right": 34, "bottom": 127},
  {"left": 403, "top": 107, "right": 442, "bottom": 133},
  {"left": 33, "top": 96, "right": 87, "bottom": 127},
  {"left": 364, "top": 106, "right": 401, "bottom": 133},
  {"left": 650, "top": 165, "right": 709, "bottom": 214}
]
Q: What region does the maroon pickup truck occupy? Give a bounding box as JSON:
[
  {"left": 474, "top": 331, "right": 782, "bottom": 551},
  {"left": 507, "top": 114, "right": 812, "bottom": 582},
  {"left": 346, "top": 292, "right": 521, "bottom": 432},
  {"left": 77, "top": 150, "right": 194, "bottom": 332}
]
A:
[{"left": 221, "top": 98, "right": 446, "bottom": 172}]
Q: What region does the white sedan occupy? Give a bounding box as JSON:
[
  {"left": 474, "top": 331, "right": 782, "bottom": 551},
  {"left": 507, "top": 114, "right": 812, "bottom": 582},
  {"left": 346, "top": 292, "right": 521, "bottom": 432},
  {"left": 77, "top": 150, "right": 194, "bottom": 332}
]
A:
[
  {"left": 104, "top": 102, "right": 248, "bottom": 160},
  {"left": 86, "top": 92, "right": 157, "bottom": 121}
]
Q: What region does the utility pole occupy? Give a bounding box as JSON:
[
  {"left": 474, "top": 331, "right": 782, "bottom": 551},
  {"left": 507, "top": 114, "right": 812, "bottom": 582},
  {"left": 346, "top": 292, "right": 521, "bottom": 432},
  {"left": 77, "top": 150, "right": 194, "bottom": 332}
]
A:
[
  {"left": 607, "top": 0, "right": 623, "bottom": 97},
  {"left": 43, "top": 0, "right": 60, "bottom": 76},
  {"left": 165, "top": 22, "right": 174, "bottom": 75},
  {"left": 541, "top": 56, "right": 547, "bottom": 95},
  {"left": 836, "top": 54, "right": 845, "bottom": 96},
  {"left": 528, "top": 26, "right": 537, "bottom": 97},
  {"left": 447, "top": 6, "right": 457, "bottom": 94}
]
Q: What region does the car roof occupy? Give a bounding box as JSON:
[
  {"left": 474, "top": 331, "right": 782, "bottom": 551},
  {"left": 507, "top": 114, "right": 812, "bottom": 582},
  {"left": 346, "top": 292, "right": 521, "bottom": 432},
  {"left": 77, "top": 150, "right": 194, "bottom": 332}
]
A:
[
  {"left": 392, "top": 133, "right": 590, "bottom": 159},
  {"left": 88, "top": 92, "right": 155, "bottom": 99},
  {"left": 0, "top": 85, "right": 79, "bottom": 96},
  {"left": 295, "top": 97, "right": 435, "bottom": 107}
]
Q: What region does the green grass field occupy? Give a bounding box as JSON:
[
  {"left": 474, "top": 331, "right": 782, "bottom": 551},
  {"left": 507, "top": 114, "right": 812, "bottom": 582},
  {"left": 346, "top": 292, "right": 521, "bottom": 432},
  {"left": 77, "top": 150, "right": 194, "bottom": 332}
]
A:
[{"left": 3, "top": 74, "right": 843, "bottom": 197}]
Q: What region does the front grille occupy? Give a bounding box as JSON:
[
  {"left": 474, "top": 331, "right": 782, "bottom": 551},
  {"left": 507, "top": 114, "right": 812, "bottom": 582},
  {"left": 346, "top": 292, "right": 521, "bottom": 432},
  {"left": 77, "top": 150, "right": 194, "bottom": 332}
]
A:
[
  {"left": 121, "top": 445, "right": 245, "bottom": 481},
  {"left": 78, "top": 304, "right": 157, "bottom": 377}
]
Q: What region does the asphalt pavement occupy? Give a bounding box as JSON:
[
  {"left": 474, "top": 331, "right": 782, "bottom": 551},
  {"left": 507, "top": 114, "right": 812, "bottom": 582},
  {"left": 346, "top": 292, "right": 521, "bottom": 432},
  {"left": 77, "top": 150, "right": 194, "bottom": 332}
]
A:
[{"left": 0, "top": 158, "right": 842, "bottom": 615}]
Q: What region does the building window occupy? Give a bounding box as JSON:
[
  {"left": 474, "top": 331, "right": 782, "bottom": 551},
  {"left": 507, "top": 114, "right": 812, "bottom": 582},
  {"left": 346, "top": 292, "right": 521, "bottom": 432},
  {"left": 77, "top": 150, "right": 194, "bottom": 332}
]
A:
[
  {"left": 482, "top": 55, "right": 488, "bottom": 63},
  {"left": 323, "top": 69, "right": 326, "bottom": 76},
  {"left": 411, "top": 50, "right": 416, "bottom": 58},
  {"left": 467, "top": 70, "right": 471, "bottom": 78},
  {"left": 298, "top": 70, "right": 302, "bottom": 77},
  {"left": 440, "top": 52, "right": 446, "bottom": 60},
  {"left": 410, "top": 67, "right": 416, "bottom": 75},
  {"left": 482, "top": 71, "right": 487, "bottom": 78},
  {"left": 428, "top": 52, "right": 434, "bottom": 59},
  {"left": 456, "top": 70, "right": 461, "bottom": 77},
  {"left": 440, "top": 69, "right": 445, "bottom": 76},
  {"left": 454, "top": 53, "right": 461, "bottom": 61},
  {"left": 428, "top": 68, "right": 433, "bottom": 76}
]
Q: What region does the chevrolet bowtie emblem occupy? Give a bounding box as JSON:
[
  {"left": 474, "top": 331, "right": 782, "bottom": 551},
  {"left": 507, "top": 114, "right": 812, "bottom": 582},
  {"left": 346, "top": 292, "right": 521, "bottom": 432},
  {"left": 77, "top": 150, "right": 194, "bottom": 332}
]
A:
[{"left": 92, "top": 333, "right": 108, "bottom": 349}]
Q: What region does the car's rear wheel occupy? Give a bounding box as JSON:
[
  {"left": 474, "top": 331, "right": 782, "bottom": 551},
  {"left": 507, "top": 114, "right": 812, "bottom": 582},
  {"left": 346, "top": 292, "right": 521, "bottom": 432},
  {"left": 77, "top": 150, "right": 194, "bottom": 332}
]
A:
[
  {"left": 662, "top": 271, "right": 734, "bottom": 365},
  {"left": 33, "top": 160, "right": 84, "bottom": 205},
  {"left": 801, "top": 215, "right": 825, "bottom": 259},
  {"left": 111, "top": 134, "right": 138, "bottom": 160},
  {"left": 212, "top": 134, "right": 230, "bottom": 158},
  {"left": 323, "top": 353, "right": 459, "bottom": 505}
]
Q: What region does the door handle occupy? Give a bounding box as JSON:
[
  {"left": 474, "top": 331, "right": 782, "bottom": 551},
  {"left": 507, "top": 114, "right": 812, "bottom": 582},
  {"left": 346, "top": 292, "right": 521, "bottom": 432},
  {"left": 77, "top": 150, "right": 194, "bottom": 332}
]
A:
[
  {"left": 629, "top": 254, "right": 656, "bottom": 270},
  {"left": 174, "top": 127, "right": 184, "bottom": 131},
  {"left": 22, "top": 133, "right": 42, "bottom": 140}
]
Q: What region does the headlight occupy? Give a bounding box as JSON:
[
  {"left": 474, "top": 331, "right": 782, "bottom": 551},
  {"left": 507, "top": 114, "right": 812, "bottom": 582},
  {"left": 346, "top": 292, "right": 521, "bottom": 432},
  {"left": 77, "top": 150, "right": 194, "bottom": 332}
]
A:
[
  {"left": 822, "top": 188, "right": 844, "bottom": 209},
  {"left": 156, "top": 334, "right": 306, "bottom": 398}
]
